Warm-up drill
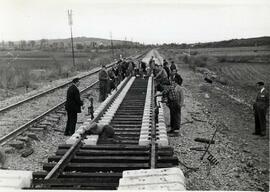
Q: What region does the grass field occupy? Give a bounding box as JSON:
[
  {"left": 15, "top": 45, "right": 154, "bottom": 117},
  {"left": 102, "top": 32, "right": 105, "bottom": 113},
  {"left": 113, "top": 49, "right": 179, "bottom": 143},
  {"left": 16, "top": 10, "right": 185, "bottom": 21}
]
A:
[
  {"left": 211, "top": 63, "right": 270, "bottom": 86},
  {"left": 161, "top": 46, "right": 270, "bottom": 86},
  {"left": 0, "top": 48, "right": 144, "bottom": 91},
  {"left": 160, "top": 45, "right": 270, "bottom": 106},
  {"left": 199, "top": 46, "right": 270, "bottom": 87}
]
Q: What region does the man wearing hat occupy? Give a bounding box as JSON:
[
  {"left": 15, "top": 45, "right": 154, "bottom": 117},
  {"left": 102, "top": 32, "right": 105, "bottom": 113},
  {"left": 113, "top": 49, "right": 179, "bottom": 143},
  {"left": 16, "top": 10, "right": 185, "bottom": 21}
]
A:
[
  {"left": 253, "top": 82, "right": 269, "bottom": 136},
  {"left": 65, "top": 78, "right": 84, "bottom": 136}
]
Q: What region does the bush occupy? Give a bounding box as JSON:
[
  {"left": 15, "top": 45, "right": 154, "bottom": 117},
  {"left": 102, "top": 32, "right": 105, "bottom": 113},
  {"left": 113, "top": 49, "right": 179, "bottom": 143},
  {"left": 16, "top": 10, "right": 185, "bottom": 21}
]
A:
[
  {"left": 184, "top": 55, "right": 210, "bottom": 71},
  {"left": 193, "top": 55, "right": 208, "bottom": 67},
  {"left": 0, "top": 64, "right": 31, "bottom": 90},
  {"left": 76, "top": 61, "right": 90, "bottom": 71},
  {"left": 51, "top": 56, "right": 63, "bottom": 76},
  {"left": 0, "top": 65, "right": 16, "bottom": 89},
  {"left": 190, "top": 50, "right": 198, "bottom": 55},
  {"left": 217, "top": 56, "right": 227, "bottom": 63},
  {"left": 76, "top": 43, "right": 84, "bottom": 50},
  {"left": 183, "top": 55, "right": 190, "bottom": 64},
  {"left": 17, "top": 66, "right": 31, "bottom": 88},
  {"left": 215, "top": 76, "right": 229, "bottom": 85}
]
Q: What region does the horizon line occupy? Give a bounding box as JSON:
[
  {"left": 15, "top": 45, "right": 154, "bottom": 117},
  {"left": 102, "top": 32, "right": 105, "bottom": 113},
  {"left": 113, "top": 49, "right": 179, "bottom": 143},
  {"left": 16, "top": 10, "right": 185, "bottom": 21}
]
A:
[{"left": 1, "top": 35, "right": 270, "bottom": 45}]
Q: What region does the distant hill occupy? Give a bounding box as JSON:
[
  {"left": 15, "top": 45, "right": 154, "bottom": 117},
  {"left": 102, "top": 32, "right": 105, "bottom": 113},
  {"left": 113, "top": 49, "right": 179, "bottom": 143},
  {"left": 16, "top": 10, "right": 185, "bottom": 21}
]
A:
[
  {"left": 193, "top": 36, "right": 270, "bottom": 48},
  {"left": 8, "top": 36, "right": 135, "bottom": 47},
  {"left": 44, "top": 36, "right": 133, "bottom": 46},
  {"left": 0, "top": 36, "right": 141, "bottom": 50},
  {"left": 162, "top": 36, "right": 270, "bottom": 48}
]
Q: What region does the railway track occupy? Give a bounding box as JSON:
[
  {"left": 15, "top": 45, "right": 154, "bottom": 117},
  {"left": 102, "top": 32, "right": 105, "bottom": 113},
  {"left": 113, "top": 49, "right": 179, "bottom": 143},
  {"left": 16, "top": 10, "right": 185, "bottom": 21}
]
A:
[
  {"left": 0, "top": 53, "right": 146, "bottom": 146},
  {"left": 31, "top": 71, "right": 179, "bottom": 189}
]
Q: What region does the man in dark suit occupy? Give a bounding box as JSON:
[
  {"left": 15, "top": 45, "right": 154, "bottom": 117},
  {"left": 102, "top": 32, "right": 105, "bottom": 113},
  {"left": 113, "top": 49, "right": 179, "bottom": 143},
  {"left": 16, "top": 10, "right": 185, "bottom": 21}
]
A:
[
  {"left": 64, "top": 78, "right": 84, "bottom": 136},
  {"left": 170, "top": 68, "right": 183, "bottom": 86},
  {"left": 253, "top": 82, "right": 269, "bottom": 136}
]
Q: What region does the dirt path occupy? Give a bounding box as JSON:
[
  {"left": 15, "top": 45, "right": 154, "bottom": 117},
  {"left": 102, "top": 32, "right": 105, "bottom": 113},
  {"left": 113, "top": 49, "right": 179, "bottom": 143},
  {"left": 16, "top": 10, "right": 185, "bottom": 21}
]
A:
[{"left": 159, "top": 56, "right": 269, "bottom": 190}]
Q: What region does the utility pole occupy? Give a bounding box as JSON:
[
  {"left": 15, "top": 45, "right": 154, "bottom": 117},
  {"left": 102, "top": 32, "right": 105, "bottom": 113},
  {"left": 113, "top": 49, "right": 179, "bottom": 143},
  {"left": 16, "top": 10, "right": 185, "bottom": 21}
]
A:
[
  {"left": 68, "top": 9, "right": 75, "bottom": 67},
  {"left": 110, "top": 32, "right": 114, "bottom": 59}
]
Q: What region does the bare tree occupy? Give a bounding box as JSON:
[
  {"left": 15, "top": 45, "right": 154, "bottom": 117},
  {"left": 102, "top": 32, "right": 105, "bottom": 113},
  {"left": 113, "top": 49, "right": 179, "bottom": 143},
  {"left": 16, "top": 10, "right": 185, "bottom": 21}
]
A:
[
  {"left": 19, "top": 66, "right": 31, "bottom": 92},
  {"left": 20, "top": 40, "right": 27, "bottom": 50},
  {"left": 40, "top": 39, "right": 48, "bottom": 49},
  {"left": 8, "top": 41, "right": 14, "bottom": 48},
  {"left": 0, "top": 65, "right": 16, "bottom": 96},
  {"left": 51, "top": 55, "right": 62, "bottom": 76},
  {"left": 29, "top": 40, "right": 36, "bottom": 48}
]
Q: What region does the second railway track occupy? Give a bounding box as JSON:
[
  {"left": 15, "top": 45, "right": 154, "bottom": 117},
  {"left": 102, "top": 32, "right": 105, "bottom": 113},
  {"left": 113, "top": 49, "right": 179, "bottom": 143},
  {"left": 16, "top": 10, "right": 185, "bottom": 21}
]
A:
[{"left": 0, "top": 53, "right": 146, "bottom": 145}]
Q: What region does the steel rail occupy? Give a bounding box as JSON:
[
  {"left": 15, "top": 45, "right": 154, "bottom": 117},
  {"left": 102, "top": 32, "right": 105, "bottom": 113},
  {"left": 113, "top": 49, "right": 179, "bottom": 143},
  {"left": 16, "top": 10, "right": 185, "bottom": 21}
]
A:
[
  {"left": 44, "top": 76, "right": 132, "bottom": 180},
  {"left": 0, "top": 52, "right": 147, "bottom": 146},
  {"left": 0, "top": 68, "right": 99, "bottom": 114},
  {"left": 0, "top": 80, "right": 99, "bottom": 146},
  {"left": 0, "top": 53, "right": 146, "bottom": 114},
  {"left": 150, "top": 75, "right": 157, "bottom": 169}
]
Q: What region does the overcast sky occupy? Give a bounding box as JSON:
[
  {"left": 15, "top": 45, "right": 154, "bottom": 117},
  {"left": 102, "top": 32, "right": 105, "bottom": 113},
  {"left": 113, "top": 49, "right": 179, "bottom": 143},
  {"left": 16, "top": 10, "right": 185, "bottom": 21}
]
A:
[{"left": 0, "top": 0, "right": 269, "bottom": 44}]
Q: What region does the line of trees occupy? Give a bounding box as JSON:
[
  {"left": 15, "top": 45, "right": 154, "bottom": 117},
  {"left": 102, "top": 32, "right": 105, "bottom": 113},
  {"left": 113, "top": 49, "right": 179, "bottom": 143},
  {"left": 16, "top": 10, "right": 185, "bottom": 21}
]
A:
[{"left": 0, "top": 39, "right": 150, "bottom": 52}]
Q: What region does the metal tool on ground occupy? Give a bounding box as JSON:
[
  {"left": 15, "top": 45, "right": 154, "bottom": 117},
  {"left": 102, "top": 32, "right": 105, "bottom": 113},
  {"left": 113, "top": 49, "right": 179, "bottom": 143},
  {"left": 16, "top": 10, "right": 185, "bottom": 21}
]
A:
[
  {"left": 190, "top": 147, "right": 219, "bottom": 166},
  {"left": 194, "top": 137, "right": 215, "bottom": 144},
  {"left": 207, "top": 153, "right": 219, "bottom": 165},
  {"left": 190, "top": 146, "right": 206, "bottom": 151},
  {"left": 200, "top": 127, "right": 218, "bottom": 160}
]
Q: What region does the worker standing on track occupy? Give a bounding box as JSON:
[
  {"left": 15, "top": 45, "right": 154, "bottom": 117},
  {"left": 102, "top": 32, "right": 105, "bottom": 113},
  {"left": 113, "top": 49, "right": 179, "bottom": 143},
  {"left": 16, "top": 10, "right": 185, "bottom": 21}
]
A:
[
  {"left": 121, "top": 59, "right": 128, "bottom": 78},
  {"left": 157, "top": 79, "right": 184, "bottom": 135},
  {"left": 170, "top": 60, "right": 176, "bottom": 72},
  {"left": 99, "top": 64, "right": 109, "bottom": 102},
  {"left": 163, "top": 59, "right": 171, "bottom": 80},
  {"left": 253, "top": 82, "right": 269, "bottom": 137},
  {"left": 149, "top": 56, "right": 155, "bottom": 73},
  {"left": 108, "top": 68, "right": 116, "bottom": 93},
  {"left": 127, "top": 60, "right": 134, "bottom": 76},
  {"left": 112, "top": 64, "right": 119, "bottom": 87},
  {"left": 154, "top": 64, "right": 169, "bottom": 91},
  {"left": 64, "top": 78, "right": 84, "bottom": 136},
  {"left": 170, "top": 68, "right": 183, "bottom": 86},
  {"left": 141, "top": 61, "right": 147, "bottom": 77}
]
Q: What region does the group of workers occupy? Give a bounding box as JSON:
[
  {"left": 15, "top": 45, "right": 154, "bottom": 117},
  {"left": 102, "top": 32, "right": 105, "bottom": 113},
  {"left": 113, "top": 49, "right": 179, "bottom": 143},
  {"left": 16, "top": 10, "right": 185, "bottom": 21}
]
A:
[
  {"left": 64, "top": 56, "right": 185, "bottom": 137},
  {"left": 64, "top": 55, "right": 269, "bottom": 140},
  {"left": 150, "top": 56, "right": 184, "bottom": 135},
  {"left": 98, "top": 58, "right": 137, "bottom": 102}
]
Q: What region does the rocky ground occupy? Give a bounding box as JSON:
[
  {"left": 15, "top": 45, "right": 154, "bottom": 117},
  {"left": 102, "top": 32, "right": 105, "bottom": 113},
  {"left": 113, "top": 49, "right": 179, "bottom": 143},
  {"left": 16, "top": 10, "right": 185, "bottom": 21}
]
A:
[
  {"left": 1, "top": 85, "right": 100, "bottom": 172},
  {"left": 162, "top": 61, "right": 269, "bottom": 191}
]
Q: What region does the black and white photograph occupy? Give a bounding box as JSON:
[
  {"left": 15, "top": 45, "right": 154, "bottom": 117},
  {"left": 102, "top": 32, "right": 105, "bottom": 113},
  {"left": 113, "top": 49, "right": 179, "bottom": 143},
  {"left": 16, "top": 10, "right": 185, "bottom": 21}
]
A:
[{"left": 0, "top": 0, "right": 269, "bottom": 191}]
